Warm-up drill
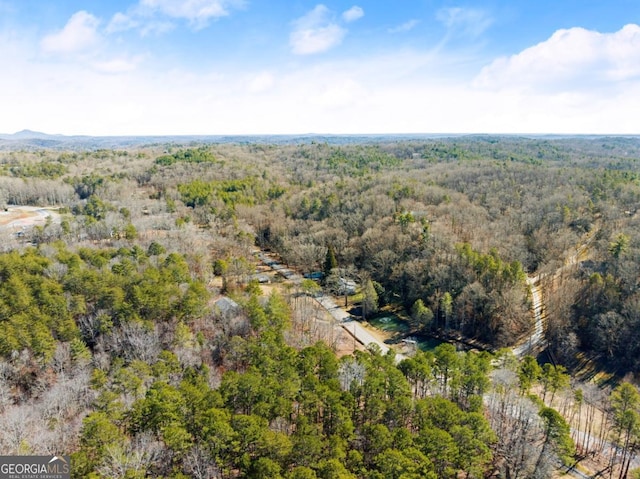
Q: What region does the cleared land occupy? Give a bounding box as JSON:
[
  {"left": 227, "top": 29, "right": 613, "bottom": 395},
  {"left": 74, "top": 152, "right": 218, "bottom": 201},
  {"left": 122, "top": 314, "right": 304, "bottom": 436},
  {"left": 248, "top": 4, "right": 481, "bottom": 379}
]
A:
[{"left": 0, "top": 205, "right": 60, "bottom": 230}]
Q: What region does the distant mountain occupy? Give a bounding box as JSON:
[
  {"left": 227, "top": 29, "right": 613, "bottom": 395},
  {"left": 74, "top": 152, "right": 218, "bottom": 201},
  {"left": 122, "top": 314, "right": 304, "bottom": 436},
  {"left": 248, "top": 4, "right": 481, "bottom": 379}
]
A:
[
  {"left": 0, "top": 130, "right": 94, "bottom": 150},
  {"left": 0, "top": 129, "right": 65, "bottom": 140}
]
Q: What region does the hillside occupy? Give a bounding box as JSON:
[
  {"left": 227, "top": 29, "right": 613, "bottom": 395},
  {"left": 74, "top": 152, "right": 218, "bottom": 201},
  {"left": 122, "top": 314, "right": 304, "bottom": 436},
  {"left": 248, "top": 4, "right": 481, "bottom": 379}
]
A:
[{"left": 0, "top": 137, "right": 639, "bottom": 478}]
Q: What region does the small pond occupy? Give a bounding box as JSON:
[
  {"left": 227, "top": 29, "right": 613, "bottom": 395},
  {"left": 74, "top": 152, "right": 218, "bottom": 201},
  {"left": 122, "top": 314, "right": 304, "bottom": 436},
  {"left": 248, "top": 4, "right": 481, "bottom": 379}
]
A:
[{"left": 415, "top": 336, "right": 444, "bottom": 351}]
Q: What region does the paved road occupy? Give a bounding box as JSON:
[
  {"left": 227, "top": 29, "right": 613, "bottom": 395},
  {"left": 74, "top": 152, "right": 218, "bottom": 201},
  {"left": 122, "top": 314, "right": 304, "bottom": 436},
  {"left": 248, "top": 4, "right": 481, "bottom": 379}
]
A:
[
  {"left": 341, "top": 320, "right": 389, "bottom": 354},
  {"left": 314, "top": 293, "right": 409, "bottom": 362},
  {"left": 256, "top": 251, "right": 407, "bottom": 362},
  {"left": 315, "top": 294, "right": 352, "bottom": 322},
  {"left": 314, "top": 293, "right": 407, "bottom": 362},
  {"left": 341, "top": 319, "right": 408, "bottom": 363}
]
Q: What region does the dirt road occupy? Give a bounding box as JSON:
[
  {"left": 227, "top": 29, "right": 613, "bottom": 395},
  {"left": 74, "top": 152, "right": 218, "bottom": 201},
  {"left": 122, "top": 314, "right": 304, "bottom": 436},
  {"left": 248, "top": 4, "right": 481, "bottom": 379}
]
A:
[{"left": 0, "top": 206, "right": 60, "bottom": 231}]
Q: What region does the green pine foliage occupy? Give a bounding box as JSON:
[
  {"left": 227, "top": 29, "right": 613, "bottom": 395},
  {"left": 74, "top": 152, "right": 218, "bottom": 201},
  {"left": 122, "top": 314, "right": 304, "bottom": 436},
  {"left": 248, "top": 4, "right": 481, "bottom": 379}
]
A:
[
  {"left": 177, "top": 177, "right": 276, "bottom": 213},
  {"left": 0, "top": 245, "right": 209, "bottom": 363},
  {"left": 74, "top": 332, "right": 498, "bottom": 478},
  {"left": 7, "top": 161, "right": 68, "bottom": 179},
  {"left": 155, "top": 147, "right": 217, "bottom": 166}
]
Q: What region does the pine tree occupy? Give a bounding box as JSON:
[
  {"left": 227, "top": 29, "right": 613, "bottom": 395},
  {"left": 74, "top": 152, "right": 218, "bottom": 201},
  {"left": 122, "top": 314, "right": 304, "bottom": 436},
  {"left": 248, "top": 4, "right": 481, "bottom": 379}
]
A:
[{"left": 324, "top": 244, "right": 338, "bottom": 277}]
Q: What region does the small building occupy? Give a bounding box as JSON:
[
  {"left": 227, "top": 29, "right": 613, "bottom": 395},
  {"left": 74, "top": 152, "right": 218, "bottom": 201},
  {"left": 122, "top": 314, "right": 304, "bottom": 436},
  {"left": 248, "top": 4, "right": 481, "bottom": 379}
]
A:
[
  {"left": 252, "top": 274, "right": 270, "bottom": 284},
  {"left": 338, "top": 278, "right": 357, "bottom": 295},
  {"left": 214, "top": 296, "right": 241, "bottom": 317},
  {"left": 304, "top": 271, "right": 324, "bottom": 280}
]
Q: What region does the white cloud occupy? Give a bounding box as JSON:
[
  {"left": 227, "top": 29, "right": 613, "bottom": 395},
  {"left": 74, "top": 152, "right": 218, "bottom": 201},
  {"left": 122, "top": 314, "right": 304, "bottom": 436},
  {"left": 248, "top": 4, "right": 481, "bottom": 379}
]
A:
[
  {"left": 290, "top": 5, "right": 348, "bottom": 55},
  {"left": 106, "top": 0, "right": 244, "bottom": 36},
  {"left": 308, "top": 77, "right": 365, "bottom": 109},
  {"left": 247, "top": 71, "right": 275, "bottom": 93},
  {"left": 40, "top": 11, "right": 101, "bottom": 55},
  {"left": 37, "top": 10, "right": 145, "bottom": 75},
  {"left": 107, "top": 10, "right": 173, "bottom": 37},
  {"left": 342, "top": 6, "right": 364, "bottom": 23},
  {"left": 290, "top": 24, "right": 345, "bottom": 55},
  {"left": 4, "top": 20, "right": 640, "bottom": 136},
  {"left": 107, "top": 9, "right": 174, "bottom": 36},
  {"left": 388, "top": 19, "right": 420, "bottom": 34},
  {"left": 2, "top": 53, "right": 639, "bottom": 136},
  {"left": 92, "top": 55, "right": 144, "bottom": 74},
  {"left": 436, "top": 7, "right": 492, "bottom": 38},
  {"left": 140, "top": 0, "right": 245, "bottom": 28},
  {"left": 475, "top": 24, "right": 640, "bottom": 92},
  {"left": 106, "top": 12, "right": 139, "bottom": 34}
]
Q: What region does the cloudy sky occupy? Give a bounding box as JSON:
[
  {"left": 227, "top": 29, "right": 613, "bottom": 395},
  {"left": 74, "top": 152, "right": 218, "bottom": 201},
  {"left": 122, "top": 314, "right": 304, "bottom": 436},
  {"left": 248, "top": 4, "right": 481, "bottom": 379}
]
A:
[{"left": 1, "top": 0, "right": 639, "bottom": 135}]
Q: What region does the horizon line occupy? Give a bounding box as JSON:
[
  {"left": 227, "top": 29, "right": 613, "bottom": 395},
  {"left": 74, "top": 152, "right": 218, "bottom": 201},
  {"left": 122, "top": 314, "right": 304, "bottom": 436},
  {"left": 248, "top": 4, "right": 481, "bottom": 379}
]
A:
[{"left": 3, "top": 130, "right": 640, "bottom": 139}]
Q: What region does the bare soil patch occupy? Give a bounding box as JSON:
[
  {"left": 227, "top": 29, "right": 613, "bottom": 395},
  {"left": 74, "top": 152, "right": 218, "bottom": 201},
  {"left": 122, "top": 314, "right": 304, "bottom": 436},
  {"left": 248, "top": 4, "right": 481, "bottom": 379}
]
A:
[
  {"left": 0, "top": 206, "right": 60, "bottom": 230},
  {"left": 0, "top": 208, "right": 38, "bottom": 227}
]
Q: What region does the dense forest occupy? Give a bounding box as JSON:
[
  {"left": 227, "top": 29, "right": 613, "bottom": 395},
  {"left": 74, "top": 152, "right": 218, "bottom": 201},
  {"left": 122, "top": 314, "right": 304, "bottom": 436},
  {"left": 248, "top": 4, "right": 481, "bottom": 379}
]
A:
[{"left": 1, "top": 136, "right": 640, "bottom": 478}]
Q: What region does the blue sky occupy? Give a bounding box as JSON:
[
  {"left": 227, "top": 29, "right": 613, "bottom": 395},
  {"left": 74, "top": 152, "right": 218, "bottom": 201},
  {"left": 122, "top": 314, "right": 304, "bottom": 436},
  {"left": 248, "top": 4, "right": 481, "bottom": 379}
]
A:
[{"left": 1, "top": 0, "right": 639, "bottom": 135}]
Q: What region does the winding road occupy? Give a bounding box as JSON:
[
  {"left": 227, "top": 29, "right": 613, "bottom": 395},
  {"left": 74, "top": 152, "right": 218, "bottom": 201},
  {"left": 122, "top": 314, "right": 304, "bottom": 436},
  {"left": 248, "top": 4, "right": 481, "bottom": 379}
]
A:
[{"left": 514, "top": 225, "right": 599, "bottom": 358}]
